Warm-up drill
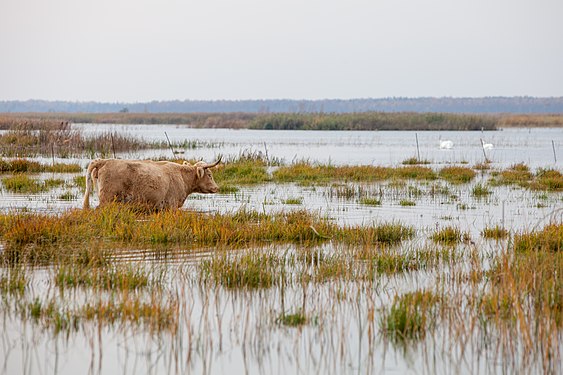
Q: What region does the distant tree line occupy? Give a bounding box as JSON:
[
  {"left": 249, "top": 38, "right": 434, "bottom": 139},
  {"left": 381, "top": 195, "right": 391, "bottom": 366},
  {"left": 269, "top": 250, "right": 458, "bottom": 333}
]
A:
[{"left": 2, "top": 97, "right": 563, "bottom": 114}]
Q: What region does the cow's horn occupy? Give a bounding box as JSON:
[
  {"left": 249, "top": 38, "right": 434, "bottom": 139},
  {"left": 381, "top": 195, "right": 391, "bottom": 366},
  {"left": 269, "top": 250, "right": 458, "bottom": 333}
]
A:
[{"left": 203, "top": 156, "right": 222, "bottom": 169}]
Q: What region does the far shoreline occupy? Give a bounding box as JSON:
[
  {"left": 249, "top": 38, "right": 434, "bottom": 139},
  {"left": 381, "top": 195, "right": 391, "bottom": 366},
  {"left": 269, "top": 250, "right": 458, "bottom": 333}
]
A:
[{"left": 1, "top": 112, "right": 563, "bottom": 131}]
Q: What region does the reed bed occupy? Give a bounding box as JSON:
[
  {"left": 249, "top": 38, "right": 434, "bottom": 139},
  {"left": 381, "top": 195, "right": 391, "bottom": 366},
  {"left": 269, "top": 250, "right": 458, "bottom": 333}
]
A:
[
  {"left": 0, "top": 118, "right": 179, "bottom": 158},
  {"left": 0, "top": 112, "right": 501, "bottom": 130},
  {"left": 5, "top": 112, "right": 563, "bottom": 130}
]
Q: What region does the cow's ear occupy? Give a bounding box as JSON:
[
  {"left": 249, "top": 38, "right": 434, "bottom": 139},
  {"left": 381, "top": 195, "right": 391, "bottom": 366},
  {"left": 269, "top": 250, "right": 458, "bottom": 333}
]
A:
[{"left": 196, "top": 167, "right": 205, "bottom": 179}]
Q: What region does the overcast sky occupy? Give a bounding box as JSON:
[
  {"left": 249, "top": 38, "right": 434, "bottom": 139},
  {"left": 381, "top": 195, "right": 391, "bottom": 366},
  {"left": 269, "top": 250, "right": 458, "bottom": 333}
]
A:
[{"left": 1, "top": 0, "right": 562, "bottom": 102}]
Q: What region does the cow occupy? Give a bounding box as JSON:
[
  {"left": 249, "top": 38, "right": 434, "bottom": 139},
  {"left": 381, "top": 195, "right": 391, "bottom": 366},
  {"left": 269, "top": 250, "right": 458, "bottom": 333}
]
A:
[{"left": 82, "top": 157, "right": 221, "bottom": 210}]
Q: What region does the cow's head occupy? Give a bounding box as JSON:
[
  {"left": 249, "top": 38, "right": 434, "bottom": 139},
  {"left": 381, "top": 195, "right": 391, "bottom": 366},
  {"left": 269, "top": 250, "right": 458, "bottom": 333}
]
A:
[{"left": 190, "top": 157, "right": 221, "bottom": 193}]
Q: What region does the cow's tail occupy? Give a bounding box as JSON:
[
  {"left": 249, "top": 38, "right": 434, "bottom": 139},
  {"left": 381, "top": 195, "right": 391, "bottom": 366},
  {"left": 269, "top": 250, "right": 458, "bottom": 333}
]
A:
[{"left": 83, "top": 159, "right": 101, "bottom": 209}]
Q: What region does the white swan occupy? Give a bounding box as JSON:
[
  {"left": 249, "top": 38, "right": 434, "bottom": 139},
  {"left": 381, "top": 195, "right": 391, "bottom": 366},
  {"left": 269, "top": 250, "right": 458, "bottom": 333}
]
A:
[
  {"left": 482, "top": 143, "right": 493, "bottom": 150},
  {"left": 439, "top": 140, "right": 454, "bottom": 149}
]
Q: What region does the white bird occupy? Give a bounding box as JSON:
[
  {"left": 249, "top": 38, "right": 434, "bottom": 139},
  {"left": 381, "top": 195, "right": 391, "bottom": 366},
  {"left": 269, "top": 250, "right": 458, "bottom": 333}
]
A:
[
  {"left": 482, "top": 143, "right": 493, "bottom": 150},
  {"left": 439, "top": 140, "right": 454, "bottom": 149}
]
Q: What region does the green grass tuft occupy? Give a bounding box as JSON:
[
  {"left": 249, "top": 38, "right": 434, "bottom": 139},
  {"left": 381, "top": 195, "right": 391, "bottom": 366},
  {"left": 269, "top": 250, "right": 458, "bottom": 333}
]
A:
[
  {"left": 431, "top": 226, "right": 464, "bottom": 245},
  {"left": 381, "top": 290, "right": 439, "bottom": 341},
  {"left": 481, "top": 225, "right": 509, "bottom": 240},
  {"left": 399, "top": 199, "right": 416, "bottom": 206},
  {"left": 359, "top": 197, "right": 381, "bottom": 206}
]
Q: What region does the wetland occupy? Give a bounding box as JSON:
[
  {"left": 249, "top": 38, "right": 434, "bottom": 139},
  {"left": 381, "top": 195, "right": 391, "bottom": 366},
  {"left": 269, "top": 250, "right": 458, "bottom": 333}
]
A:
[{"left": 0, "top": 118, "right": 561, "bottom": 374}]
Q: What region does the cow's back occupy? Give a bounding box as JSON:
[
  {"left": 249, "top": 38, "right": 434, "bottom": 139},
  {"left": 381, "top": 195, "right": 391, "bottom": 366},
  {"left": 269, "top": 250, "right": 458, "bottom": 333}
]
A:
[{"left": 97, "top": 160, "right": 171, "bottom": 208}]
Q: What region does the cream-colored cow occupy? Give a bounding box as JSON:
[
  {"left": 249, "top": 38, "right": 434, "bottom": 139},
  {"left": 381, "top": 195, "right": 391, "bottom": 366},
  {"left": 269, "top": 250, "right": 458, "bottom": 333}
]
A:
[{"left": 82, "top": 158, "right": 220, "bottom": 210}]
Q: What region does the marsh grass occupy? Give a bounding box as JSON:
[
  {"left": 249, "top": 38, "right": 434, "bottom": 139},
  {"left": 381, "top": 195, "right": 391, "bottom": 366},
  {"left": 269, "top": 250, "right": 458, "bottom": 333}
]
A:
[
  {"left": 355, "top": 248, "right": 421, "bottom": 274},
  {"left": 274, "top": 163, "right": 386, "bottom": 184},
  {"left": 44, "top": 178, "right": 65, "bottom": 189},
  {"left": 328, "top": 184, "right": 372, "bottom": 200},
  {"left": 481, "top": 225, "right": 509, "bottom": 240},
  {"left": 82, "top": 296, "right": 179, "bottom": 332},
  {"left": 471, "top": 183, "right": 492, "bottom": 197},
  {"left": 199, "top": 251, "right": 285, "bottom": 289},
  {"left": 213, "top": 159, "right": 270, "bottom": 185},
  {"left": 399, "top": 199, "right": 416, "bottom": 207},
  {"left": 55, "top": 265, "right": 152, "bottom": 291},
  {"left": 0, "top": 158, "right": 41, "bottom": 172},
  {"left": 219, "top": 184, "right": 240, "bottom": 193},
  {"left": 25, "top": 298, "right": 80, "bottom": 334},
  {"left": 0, "top": 267, "right": 26, "bottom": 296},
  {"left": 479, "top": 223, "right": 562, "bottom": 364},
  {"left": 0, "top": 158, "right": 81, "bottom": 173},
  {"left": 532, "top": 168, "right": 563, "bottom": 191},
  {"left": 0, "top": 205, "right": 417, "bottom": 265},
  {"left": 277, "top": 310, "right": 309, "bottom": 327},
  {"left": 2, "top": 174, "right": 67, "bottom": 194},
  {"left": 283, "top": 197, "right": 303, "bottom": 205},
  {"left": 394, "top": 166, "right": 437, "bottom": 180},
  {"left": 24, "top": 293, "right": 178, "bottom": 334},
  {"left": 273, "top": 163, "right": 438, "bottom": 184},
  {"left": 491, "top": 163, "right": 533, "bottom": 187},
  {"left": 72, "top": 175, "right": 86, "bottom": 189},
  {"left": 474, "top": 161, "right": 491, "bottom": 171},
  {"left": 402, "top": 157, "right": 431, "bottom": 165},
  {"left": 337, "top": 222, "right": 415, "bottom": 246},
  {"left": 2, "top": 175, "right": 48, "bottom": 193},
  {"left": 513, "top": 224, "right": 562, "bottom": 253},
  {"left": 489, "top": 164, "right": 562, "bottom": 191},
  {"left": 381, "top": 290, "right": 439, "bottom": 341},
  {"left": 58, "top": 191, "right": 77, "bottom": 201},
  {"left": 431, "top": 226, "right": 465, "bottom": 245},
  {"left": 48, "top": 163, "right": 82, "bottom": 173},
  {"left": 439, "top": 166, "right": 476, "bottom": 184},
  {"left": 359, "top": 197, "right": 381, "bottom": 206}
]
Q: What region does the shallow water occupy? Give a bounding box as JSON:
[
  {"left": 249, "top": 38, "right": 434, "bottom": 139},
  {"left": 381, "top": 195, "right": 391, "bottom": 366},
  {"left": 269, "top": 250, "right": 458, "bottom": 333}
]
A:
[
  {"left": 1, "top": 127, "right": 562, "bottom": 375},
  {"left": 74, "top": 125, "right": 561, "bottom": 168}
]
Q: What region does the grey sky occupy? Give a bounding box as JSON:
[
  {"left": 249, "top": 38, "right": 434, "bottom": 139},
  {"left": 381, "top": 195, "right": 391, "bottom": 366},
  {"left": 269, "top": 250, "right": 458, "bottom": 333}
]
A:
[{"left": 1, "top": 0, "right": 562, "bottom": 102}]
